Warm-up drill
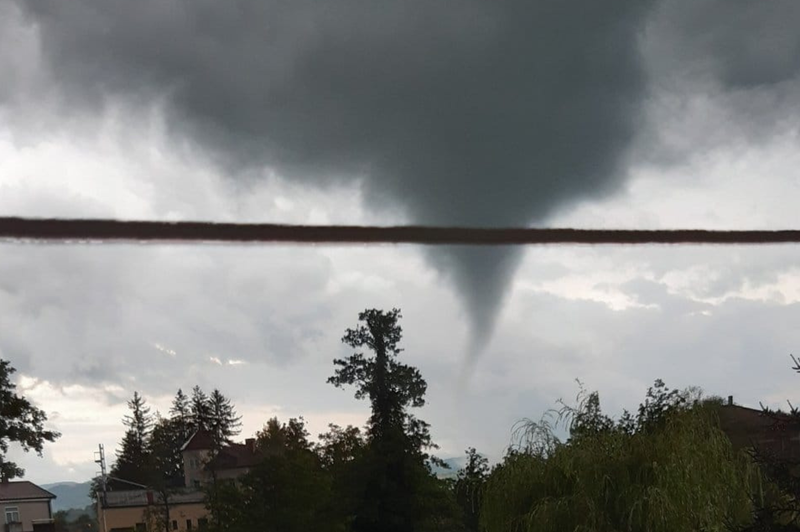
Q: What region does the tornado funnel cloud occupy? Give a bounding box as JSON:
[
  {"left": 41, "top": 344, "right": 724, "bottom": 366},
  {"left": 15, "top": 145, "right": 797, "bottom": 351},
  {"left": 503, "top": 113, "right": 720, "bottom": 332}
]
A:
[{"left": 10, "top": 0, "right": 656, "bottom": 347}]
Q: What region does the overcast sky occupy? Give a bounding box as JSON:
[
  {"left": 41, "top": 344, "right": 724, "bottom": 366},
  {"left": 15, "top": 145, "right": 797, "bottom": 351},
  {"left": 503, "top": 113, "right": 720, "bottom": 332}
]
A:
[{"left": 3, "top": 0, "right": 800, "bottom": 484}]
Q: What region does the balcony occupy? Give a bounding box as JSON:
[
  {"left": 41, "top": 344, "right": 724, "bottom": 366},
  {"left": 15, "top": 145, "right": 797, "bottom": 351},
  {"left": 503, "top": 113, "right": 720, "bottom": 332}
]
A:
[
  {"left": 4, "top": 523, "right": 22, "bottom": 532},
  {"left": 31, "top": 519, "right": 55, "bottom": 532}
]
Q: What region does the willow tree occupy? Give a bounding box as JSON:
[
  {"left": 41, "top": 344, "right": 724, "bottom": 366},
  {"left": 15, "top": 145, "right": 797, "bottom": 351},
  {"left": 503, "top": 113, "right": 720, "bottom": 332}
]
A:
[{"left": 482, "top": 381, "right": 759, "bottom": 532}]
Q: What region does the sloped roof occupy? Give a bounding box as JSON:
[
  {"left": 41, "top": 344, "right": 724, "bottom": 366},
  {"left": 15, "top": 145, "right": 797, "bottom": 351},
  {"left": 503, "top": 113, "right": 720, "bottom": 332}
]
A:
[
  {"left": 718, "top": 404, "right": 800, "bottom": 460},
  {"left": 207, "top": 442, "right": 260, "bottom": 470},
  {"left": 0, "top": 481, "right": 56, "bottom": 501},
  {"left": 181, "top": 429, "right": 260, "bottom": 469},
  {"left": 180, "top": 429, "right": 215, "bottom": 451}
]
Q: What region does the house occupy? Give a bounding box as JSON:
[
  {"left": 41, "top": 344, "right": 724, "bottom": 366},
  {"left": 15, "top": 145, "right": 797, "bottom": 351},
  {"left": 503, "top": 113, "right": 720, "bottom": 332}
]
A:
[
  {"left": 0, "top": 481, "right": 56, "bottom": 532},
  {"left": 718, "top": 395, "right": 800, "bottom": 461},
  {"left": 97, "top": 431, "right": 259, "bottom": 532},
  {"left": 181, "top": 430, "right": 259, "bottom": 488},
  {"left": 97, "top": 490, "right": 207, "bottom": 532}
]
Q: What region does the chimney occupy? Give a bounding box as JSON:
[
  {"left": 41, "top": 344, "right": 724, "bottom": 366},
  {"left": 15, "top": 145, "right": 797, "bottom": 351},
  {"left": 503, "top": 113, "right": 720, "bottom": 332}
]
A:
[
  {"left": 245, "top": 438, "right": 256, "bottom": 453},
  {"left": 728, "top": 395, "right": 734, "bottom": 406}
]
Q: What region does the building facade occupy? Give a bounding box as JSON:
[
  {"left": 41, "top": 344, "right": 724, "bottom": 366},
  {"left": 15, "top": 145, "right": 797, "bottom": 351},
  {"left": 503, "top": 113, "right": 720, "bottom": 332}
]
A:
[
  {"left": 97, "top": 430, "right": 259, "bottom": 532},
  {"left": 97, "top": 490, "right": 207, "bottom": 532},
  {"left": 0, "top": 481, "right": 56, "bottom": 532}
]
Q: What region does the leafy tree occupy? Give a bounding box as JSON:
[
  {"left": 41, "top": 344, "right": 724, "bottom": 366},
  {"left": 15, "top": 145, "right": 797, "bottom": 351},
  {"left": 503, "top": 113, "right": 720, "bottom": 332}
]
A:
[
  {"left": 317, "top": 424, "right": 368, "bottom": 528},
  {"left": 72, "top": 513, "right": 98, "bottom": 532},
  {"left": 731, "top": 356, "right": 800, "bottom": 531},
  {"left": 206, "top": 417, "right": 335, "bottom": 532},
  {"left": 54, "top": 510, "right": 97, "bottom": 532},
  {"left": 454, "top": 448, "right": 489, "bottom": 532},
  {"left": 110, "top": 391, "right": 153, "bottom": 487},
  {"left": 149, "top": 415, "right": 187, "bottom": 487},
  {"left": 318, "top": 423, "right": 366, "bottom": 471},
  {"left": 207, "top": 389, "right": 242, "bottom": 451},
  {"left": 328, "top": 308, "right": 447, "bottom": 532},
  {"left": 481, "top": 381, "right": 757, "bottom": 532},
  {"left": 0, "top": 358, "right": 60, "bottom": 480},
  {"left": 147, "top": 418, "right": 185, "bottom": 532},
  {"left": 258, "top": 417, "right": 311, "bottom": 454},
  {"left": 199, "top": 388, "right": 242, "bottom": 531},
  {"left": 53, "top": 510, "right": 68, "bottom": 532},
  {"left": 329, "top": 309, "right": 430, "bottom": 448}
]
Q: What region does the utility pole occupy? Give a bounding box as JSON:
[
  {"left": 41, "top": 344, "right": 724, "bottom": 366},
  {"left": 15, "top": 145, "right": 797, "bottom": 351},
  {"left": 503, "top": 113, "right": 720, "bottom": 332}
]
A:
[
  {"left": 94, "top": 444, "right": 108, "bottom": 532},
  {"left": 94, "top": 444, "right": 108, "bottom": 498}
]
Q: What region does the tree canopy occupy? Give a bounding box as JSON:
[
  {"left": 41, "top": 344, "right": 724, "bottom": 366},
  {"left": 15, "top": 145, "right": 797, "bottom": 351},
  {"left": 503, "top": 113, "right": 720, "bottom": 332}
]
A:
[
  {"left": 110, "top": 391, "right": 153, "bottom": 487},
  {"left": 328, "top": 308, "right": 457, "bottom": 532},
  {"left": 207, "top": 388, "right": 242, "bottom": 451},
  {"left": 106, "top": 386, "right": 241, "bottom": 493},
  {"left": 482, "top": 381, "right": 758, "bottom": 532},
  {"left": 0, "top": 359, "right": 60, "bottom": 480}
]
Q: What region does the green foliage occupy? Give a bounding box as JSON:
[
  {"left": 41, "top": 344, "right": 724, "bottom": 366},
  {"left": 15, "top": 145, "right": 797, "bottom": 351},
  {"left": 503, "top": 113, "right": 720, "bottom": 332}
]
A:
[
  {"left": 207, "top": 389, "right": 242, "bottom": 451},
  {"left": 257, "top": 417, "right": 311, "bottom": 454},
  {"left": 329, "top": 308, "right": 432, "bottom": 452},
  {"left": 730, "top": 356, "right": 800, "bottom": 531},
  {"left": 124, "top": 392, "right": 153, "bottom": 449},
  {"left": 191, "top": 386, "right": 213, "bottom": 433},
  {"left": 149, "top": 416, "right": 188, "bottom": 487},
  {"left": 54, "top": 510, "right": 98, "bottom": 532},
  {"left": 328, "top": 308, "right": 450, "bottom": 532},
  {"left": 318, "top": 423, "right": 366, "bottom": 471},
  {"left": 107, "top": 386, "right": 241, "bottom": 493},
  {"left": 0, "top": 358, "right": 60, "bottom": 480},
  {"left": 317, "top": 424, "right": 368, "bottom": 529},
  {"left": 482, "top": 382, "right": 757, "bottom": 532},
  {"left": 205, "top": 417, "right": 336, "bottom": 532},
  {"left": 169, "top": 389, "right": 193, "bottom": 442},
  {"left": 454, "top": 448, "right": 490, "bottom": 532},
  {"left": 110, "top": 391, "right": 153, "bottom": 487}
]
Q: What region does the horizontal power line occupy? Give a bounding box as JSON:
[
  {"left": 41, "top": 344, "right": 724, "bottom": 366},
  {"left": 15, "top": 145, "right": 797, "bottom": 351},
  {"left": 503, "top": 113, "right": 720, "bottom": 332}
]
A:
[{"left": 1, "top": 217, "right": 800, "bottom": 245}]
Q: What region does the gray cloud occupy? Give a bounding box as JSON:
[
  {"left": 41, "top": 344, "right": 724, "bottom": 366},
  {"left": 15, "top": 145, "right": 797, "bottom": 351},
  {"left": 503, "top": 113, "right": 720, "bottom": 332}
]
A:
[
  {"left": 648, "top": 0, "right": 800, "bottom": 88},
  {"left": 637, "top": 0, "right": 800, "bottom": 168},
  {"left": 0, "top": 244, "right": 338, "bottom": 395},
  {"left": 9, "top": 0, "right": 654, "bottom": 347}
]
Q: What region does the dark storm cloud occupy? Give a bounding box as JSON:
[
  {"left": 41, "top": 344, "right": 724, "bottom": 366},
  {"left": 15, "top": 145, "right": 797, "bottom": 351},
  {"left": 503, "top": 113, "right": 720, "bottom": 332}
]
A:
[
  {"left": 648, "top": 0, "right": 800, "bottom": 88},
  {"left": 639, "top": 0, "right": 800, "bottom": 167},
  {"left": 11, "top": 0, "right": 654, "bottom": 344}
]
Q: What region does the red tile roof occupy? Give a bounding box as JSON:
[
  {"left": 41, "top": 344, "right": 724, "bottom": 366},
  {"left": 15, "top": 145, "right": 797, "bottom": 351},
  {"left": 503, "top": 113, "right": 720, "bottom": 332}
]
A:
[{"left": 0, "top": 481, "right": 56, "bottom": 501}]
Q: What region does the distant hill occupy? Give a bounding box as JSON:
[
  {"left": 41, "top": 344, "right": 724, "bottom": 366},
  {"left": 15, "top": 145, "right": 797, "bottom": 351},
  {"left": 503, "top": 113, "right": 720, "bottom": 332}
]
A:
[{"left": 42, "top": 482, "right": 93, "bottom": 513}]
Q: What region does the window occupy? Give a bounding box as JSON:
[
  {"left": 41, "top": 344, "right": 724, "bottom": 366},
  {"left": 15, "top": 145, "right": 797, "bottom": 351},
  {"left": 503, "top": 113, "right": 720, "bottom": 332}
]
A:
[
  {"left": 198, "top": 518, "right": 208, "bottom": 529},
  {"left": 172, "top": 520, "right": 178, "bottom": 530},
  {"left": 186, "top": 519, "right": 193, "bottom": 530},
  {"left": 4, "top": 507, "right": 20, "bottom": 524}
]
